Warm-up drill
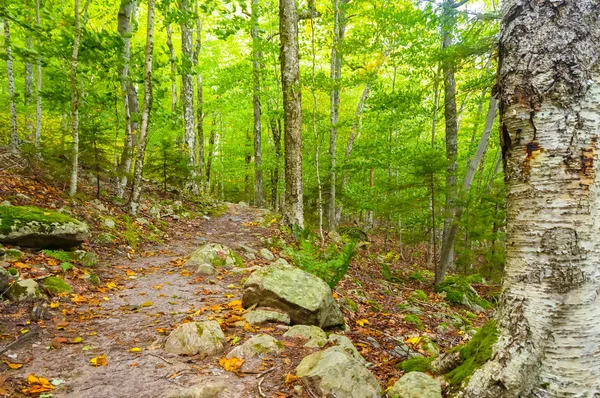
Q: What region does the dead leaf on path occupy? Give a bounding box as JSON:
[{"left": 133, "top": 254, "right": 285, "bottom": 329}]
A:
[
  {"left": 285, "top": 373, "right": 298, "bottom": 384},
  {"left": 106, "top": 282, "right": 117, "bottom": 289},
  {"left": 90, "top": 355, "right": 108, "bottom": 367},
  {"left": 140, "top": 301, "right": 153, "bottom": 308},
  {"left": 129, "top": 347, "right": 142, "bottom": 353},
  {"left": 405, "top": 336, "right": 422, "bottom": 346},
  {"left": 180, "top": 270, "right": 191, "bottom": 276},
  {"left": 50, "top": 302, "right": 60, "bottom": 309},
  {"left": 219, "top": 357, "right": 244, "bottom": 375},
  {"left": 2, "top": 360, "right": 23, "bottom": 369},
  {"left": 22, "top": 374, "right": 54, "bottom": 394},
  {"left": 356, "top": 319, "right": 369, "bottom": 326},
  {"left": 70, "top": 337, "right": 83, "bottom": 344},
  {"left": 126, "top": 270, "right": 137, "bottom": 276},
  {"left": 70, "top": 294, "right": 87, "bottom": 304},
  {"left": 55, "top": 321, "right": 69, "bottom": 330}
]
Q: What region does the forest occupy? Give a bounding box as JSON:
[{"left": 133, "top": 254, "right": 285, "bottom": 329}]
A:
[{"left": 0, "top": 0, "right": 598, "bottom": 397}]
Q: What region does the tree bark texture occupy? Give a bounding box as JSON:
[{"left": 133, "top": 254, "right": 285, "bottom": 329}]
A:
[
  {"left": 129, "top": 0, "right": 155, "bottom": 215},
  {"left": 24, "top": 0, "right": 34, "bottom": 141},
  {"left": 35, "top": 0, "right": 43, "bottom": 150},
  {"left": 69, "top": 0, "right": 81, "bottom": 197},
  {"left": 280, "top": 0, "right": 304, "bottom": 228},
  {"left": 4, "top": 17, "right": 17, "bottom": 151},
  {"left": 465, "top": 2, "right": 600, "bottom": 397},
  {"left": 252, "top": 0, "right": 264, "bottom": 207},
  {"left": 194, "top": 15, "right": 204, "bottom": 190}
]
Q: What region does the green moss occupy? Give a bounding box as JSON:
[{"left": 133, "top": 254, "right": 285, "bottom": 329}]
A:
[
  {"left": 411, "top": 289, "right": 428, "bottom": 301},
  {"left": 404, "top": 314, "right": 424, "bottom": 330},
  {"left": 435, "top": 276, "right": 493, "bottom": 310},
  {"left": 233, "top": 252, "right": 244, "bottom": 267},
  {"left": 446, "top": 320, "right": 498, "bottom": 387},
  {"left": 4, "top": 249, "right": 23, "bottom": 261},
  {"left": 342, "top": 297, "right": 358, "bottom": 312},
  {"left": 399, "top": 356, "right": 435, "bottom": 372},
  {"left": 0, "top": 206, "right": 81, "bottom": 235},
  {"left": 381, "top": 263, "right": 402, "bottom": 283},
  {"left": 87, "top": 270, "right": 100, "bottom": 286},
  {"left": 409, "top": 270, "right": 425, "bottom": 282},
  {"left": 40, "top": 276, "right": 73, "bottom": 295}
]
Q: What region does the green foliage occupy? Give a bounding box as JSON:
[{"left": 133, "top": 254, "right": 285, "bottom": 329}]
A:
[
  {"left": 435, "top": 276, "right": 493, "bottom": 310},
  {"left": 446, "top": 321, "right": 498, "bottom": 387},
  {"left": 41, "top": 250, "right": 76, "bottom": 263},
  {"left": 410, "top": 289, "right": 428, "bottom": 301},
  {"left": 398, "top": 356, "right": 435, "bottom": 373},
  {"left": 287, "top": 239, "right": 356, "bottom": 288},
  {"left": 40, "top": 276, "right": 73, "bottom": 295},
  {"left": 409, "top": 270, "right": 426, "bottom": 282},
  {"left": 381, "top": 263, "right": 402, "bottom": 283},
  {"left": 60, "top": 262, "right": 74, "bottom": 272},
  {"left": 404, "top": 314, "right": 424, "bottom": 330}
]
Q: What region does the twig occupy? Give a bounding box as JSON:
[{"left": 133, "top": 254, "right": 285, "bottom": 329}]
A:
[
  {"left": 0, "top": 325, "right": 40, "bottom": 355},
  {"left": 300, "top": 378, "right": 319, "bottom": 398},
  {"left": 257, "top": 376, "right": 266, "bottom": 398},
  {"left": 165, "top": 376, "right": 186, "bottom": 388},
  {"left": 148, "top": 352, "right": 174, "bottom": 365},
  {"left": 255, "top": 366, "right": 276, "bottom": 379}
]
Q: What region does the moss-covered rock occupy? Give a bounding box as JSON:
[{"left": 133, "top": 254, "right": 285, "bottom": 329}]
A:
[
  {"left": 399, "top": 356, "right": 435, "bottom": 373},
  {"left": 3, "top": 248, "right": 23, "bottom": 261},
  {"left": 226, "top": 334, "right": 284, "bottom": 367},
  {"left": 164, "top": 321, "right": 226, "bottom": 356},
  {"left": 435, "top": 276, "right": 492, "bottom": 312},
  {"left": 244, "top": 309, "right": 291, "bottom": 325},
  {"left": 40, "top": 276, "right": 73, "bottom": 295},
  {"left": 94, "top": 232, "right": 116, "bottom": 245},
  {"left": 283, "top": 325, "right": 328, "bottom": 348},
  {"left": 6, "top": 279, "right": 43, "bottom": 301},
  {"left": 184, "top": 243, "right": 244, "bottom": 272},
  {"left": 0, "top": 266, "right": 10, "bottom": 292},
  {"left": 389, "top": 372, "right": 441, "bottom": 398},
  {"left": 0, "top": 206, "right": 90, "bottom": 248}
]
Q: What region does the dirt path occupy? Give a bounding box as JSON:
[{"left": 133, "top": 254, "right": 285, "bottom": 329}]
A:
[{"left": 3, "top": 204, "right": 298, "bottom": 398}]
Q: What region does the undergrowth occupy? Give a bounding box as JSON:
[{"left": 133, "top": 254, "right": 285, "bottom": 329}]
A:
[{"left": 435, "top": 275, "right": 492, "bottom": 310}]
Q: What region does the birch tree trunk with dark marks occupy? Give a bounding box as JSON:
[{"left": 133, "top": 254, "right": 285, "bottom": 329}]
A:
[
  {"left": 69, "top": 0, "right": 81, "bottom": 197},
  {"left": 24, "top": 0, "right": 34, "bottom": 141},
  {"left": 280, "top": 0, "right": 304, "bottom": 228},
  {"left": 194, "top": 14, "right": 204, "bottom": 191},
  {"left": 436, "top": 0, "right": 460, "bottom": 286},
  {"left": 166, "top": 15, "right": 177, "bottom": 115},
  {"left": 327, "top": 0, "right": 347, "bottom": 231},
  {"left": 179, "top": 0, "right": 198, "bottom": 194},
  {"left": 465, "top": 2, "right": 600, "bottom": 397},
  {"left": 35, "top": 0, "right": 42, "bottom": 150},
  {"left": 4, "top": 17, "right": 17, "bottom": 151},
  {"left": 116, "top": 0, "right": 136, "bottom": 199},
  {"left": 129, "top": 0, "right": 155, "bottom": 215},
  {"left": 251, "top": 0, "right": 263, "bottom": 207}
]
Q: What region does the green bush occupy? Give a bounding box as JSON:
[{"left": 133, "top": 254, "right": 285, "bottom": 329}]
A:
[
  {"left": 435, "top": 276, "right": 492, "bottom": 310},
  {"left": 404, "top": 314, "right": 424, "bottom": 330},
  {"left": 398, "top": 356, "right": 435, "bottom": 373}
]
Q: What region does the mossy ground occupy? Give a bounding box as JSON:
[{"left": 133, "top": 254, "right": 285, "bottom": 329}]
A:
[
  {"left": 41, "top": 276, "right": 73, "bottom": 295},
  {"left": 435, "top": 275, "right": 493, "bottom": 310},
  {"left": 0, "top": 206, "right": 81, "bottom": 235},
  {"left": 399, "top": 356, "right": 435, "bottom": 372}
]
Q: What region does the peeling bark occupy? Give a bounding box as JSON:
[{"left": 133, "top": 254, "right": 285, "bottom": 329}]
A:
[{"left": 465, "top": 1, "right": 600, "bottom": 396}]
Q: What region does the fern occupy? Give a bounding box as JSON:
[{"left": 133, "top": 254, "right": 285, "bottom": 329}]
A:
[{"left": 41, "top": 249, "right": 75, "bottom": 262}]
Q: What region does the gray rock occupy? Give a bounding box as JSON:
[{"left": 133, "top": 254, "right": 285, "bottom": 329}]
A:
[
  {"left": 16, "top": 193, "right": 31, "bottom": 201},
  {"left": 164, "top": 321, "right": 226, "bottom": 356},
  {"left": 0, "top": 206, "right": 90, "bottom": 248},
  {"left": 270, "top": 258, "right": 290, "bottom": 267},
  {"left": 6, "top": 279, "right": 43, "bottom": 302},
  {"left": 237, "top": 202, "right": 248, "bottom": 207},
  {"left": 229, "top": 265, "right": 261, "bottom": 275},
  {"left": 296, "top": 347, "right": 382, "bottom": 398},
  {"left": 196, "top": 263, "right": 217, "bottom": 276},
  {"left": 328, "top": 230, "right": 342, "bottom": 242},
  {"left": 226, "top": 334, "right": 283, "bottom": 367},
  {"left": 0, "top": 266, "right": 10, "bottom": 292},
  {"left": 388, "top": 372, "right": 441, "bottom": 398},
  {"left": 259, "top": 248, "right": 275, "bottom": 261},
  {"left": 95, "top": 232, "right": 116, "bottom": 245},
  {"left": 3, "top": 249, "right": 23, "bottom": 261},
  {"left": 242, "top": 262, "right": 344, "bottom": 329},
  {"left": 283, "top": 325, "right": 327, "bottom": 348},
  {"left": 149, "top": 206, "right": 161, "bottom": 219},
  {"left": 170, "top": 377, "right": 246, "bottom": 398},
  {"left": 185, "top": 243, "right": 244, "bottom": 273},
  {"left": 393, "top": 343, "right": 422, "bottom": 360},
  {"left": 238, "top": 244, "right": 257, "bottom": 254},
  {"left": 244, "top": 309, "right": 290, "bottom": 325},
  {"left": 103, "top": 218, "right": 116, "bottom": 229},
  {"left": 0, "top": 201, "right": 11, "bottom": 207},
  {"left": 136, "top": 217, "right": 149, "bottom": 225},
  {"left": 328, "top": 334, "right": 366, "bottom": 364},
  {"left": 90, "top": 199, "right": 107, "bottom": 212}
]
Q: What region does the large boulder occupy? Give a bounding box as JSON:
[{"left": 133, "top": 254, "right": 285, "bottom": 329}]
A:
[
  {"left": 283, "top": 325, "right": 328, "bottom": 348},
  {"left": 244, "top": 309, "right": 290, "bottom": 325},
  {"left": 169, "top": 376, "right": 246, "bottom": 398},
  {"left": 0, "top": 206, "right": 90, "bottom": 248},
  {"left": 184, "top": 243, "right": 244, "bottom": 273},
  {"left": 242, "top": 262, "right": 344, "bottom": 329},
  {"left": 388, "top": 372, "right": 442, "bottom": 398},
  {"left": 164, "top": 321, "right": 226, "bottom": 356},
  {"left": 40, "top": 276, "right": 73, "bottom": 296},
  {"left": 296, "top": 346, "right": 381, "bottom": 398},
  {"left": 6, "top": 279, "right": 43, "bottom": 302},
  {"left": 0, "top": 266, "right": 10, "bottom": 292},
  {"left": 226, "top": 334, "right": 283, "bottom": 372}
]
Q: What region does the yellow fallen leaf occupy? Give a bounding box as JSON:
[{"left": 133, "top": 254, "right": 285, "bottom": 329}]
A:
[
  {"left": 126, "top": 270, "right": 137, "bottom": 276},
  {"left": 227, "top": 300, "right": 243, "bottom": 309},
  {"left": 22, "top": 374, "right": 54, "bottom": 394},
  {"left": 21, "top": 329, "right": 29, "bottom": 334},
  {"left": 180, "top": 270, "right": 191, "bottom": 276},
  {"left": 129, "top": 347, "right": 142, "bottom": 353},
  {"left": 224, "top": 294, "right": 234, "bottom": 298},
  {"left": 50, "top": 302, "right": 60, "bottom": 308},
  {"left": 356, "top": 319, "right": 369, "bottom": 327},
  {"left": 90, "top": 355, "right": 108, "bottom": 367},
  {"left": 285, "top": 373, "right": 298, "bottom": 384},
  {"left": 140, "top": 301, "right": 153, "bottom": 308},
  {"left": 219, "top": 357, "right": 244, "bottom": 374},
  {"left": 106, "top": 282, "right": 117, "bottom": 289},
  {"left": 405, "top": 336, "right": 422, "bottom": 346},
  {"left": 103, "top": 297, "right": 110, "bottom": 301},
  {"left": 71, "top": 337, "right": 83, "bottom": 344},
  {"left": 3, "top": 360, "right": 23, "bottom": 369}
]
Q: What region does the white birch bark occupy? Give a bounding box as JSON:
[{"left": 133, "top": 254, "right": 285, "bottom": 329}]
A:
[
  {"left": 69, "top": 0, "right": 81, "bottom": 197},
  {"left": 194, "top": 14, "right": 204, "bottom": 191},
  {"left": 24, "top": 0, "right": 34, "bottom": 141},
  {"left": 251, "top": 0, "right": 263, "bottom": 207},
  {"left": 280, "top": 0, "right": 304, "bottom": 228},
  {"left": 166, "top": 17, "right": 177, "bottom": 115},
  {"left": 35, "top": 0, "right": 42, "bottom": 150},
  {"left": 129, "top": 0, "right": 155, "bottom": 215},
  {"left": 465, "top": 1, "right": 600, "bottom": 396},
  {"left": 3, "top": 17, "right": 17, "bottom": 151}
]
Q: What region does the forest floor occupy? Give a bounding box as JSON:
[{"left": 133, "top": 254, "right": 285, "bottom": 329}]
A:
[{"left": 0, "top": 168, "right": 496, "bottom": 398}]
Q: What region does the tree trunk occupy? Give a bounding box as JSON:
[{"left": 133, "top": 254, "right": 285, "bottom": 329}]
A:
[
  {"left": 116, "top": 0, "right": 137, "bottom": 199},
  {"left": 179, "top": 0, "right": 198, "bottom": 194},
  {"left": 166, "top": 17, "right": 177, "bottom": 115},
  {"left": 24, "top": 0, "right": 34, "bottom": 141},
  {"left": 35, "top": 0, "right": 42, "bottom": 151},
  {"left": 436, "top": 0, "right": 459, "bottom": 286},
  {"left": 428, "top": 67, "right": 441, "bottom": 269},
  {"left": 194, "top": 15, "right": 204, "bottom": 191},
  {"left": 69, "top": 0, "right": 81, "bottom": 197},
  {"left": 206, "top": 117, "right": 217, "bottom": 189},
  {"left": 3, "top": 17, "right": 17, "bottom": 151},
  {"left": 280, "top": 0, "right": 304, "bottom": 228},
  {"left": 251, "top": 0, "right": 264, "bottom": 207},
  {"left": 465, "top": 2, "right": 600, "bottom": 397},
  {"left": 270, "top": 118, "right": 282, "bottom": 211},
  {"left": 129, "top": 0, "right": 155, "bottom": 215}
]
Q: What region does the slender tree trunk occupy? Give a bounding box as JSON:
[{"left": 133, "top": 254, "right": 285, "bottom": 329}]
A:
[
  {"left": 129, "top": 0, "right": 155, "bottom": 215},
  {"left": 166, "top": 18, "right": 177, "bottom": 116},
  {"left": 245, "top": 129, "right": 252, "bottom": 200},
  {"left": 270, "top": 118, "right": 282, "bottom": 211},
  {"left": 179, "top": 0, "right": 198, "bottom": 194},
  {"left": 327, "top": 0, "right": 347, "bottom": 231},
  {"left": 3, "top": 17, "right": 17, "bottom": 151},
  {"left": 24, "top": 0, "right": 34, "bottom": 142},
  {"left": 69, "top": 0, "right": 81, "bottom": 197},
  {"left": 206, "top": 117, "right": 217, "bottom": 189},
  {"left": 429, "top": 67, "right": 441, "bottom": 268},
  {"left": 194, "top": 15, "right": 205, "bottom": 191},
  {"left": 436, "top": 0, "right": 460, "bottom": 285},
  {"left": 251, "top": 0, "right": 264, "bottom": 207},
  {"left": 116, "top": 0, "right": 137, "bottom": 199},
  {"left": 465, "top": 2, "right": 600, "bottom": 396},
  {"left": 35, "top": 0, "right": 43, "bottom": 151},
  {"left": 280, "top": 0, "right": 304, "bottom": 228}
]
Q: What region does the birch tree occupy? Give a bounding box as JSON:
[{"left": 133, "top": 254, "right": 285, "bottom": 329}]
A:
[
  {"left": 35, "top": 0, "right": 42, "bottom": 150},
  {"left": 130, "top": 0, "right": 155, "bottom": 215},
  {"left": 251, "top": 0, "right": 263, "bottom": 207},
  {"left": 3, "top": 15, "right": 17, "bottom": 151},
  {"left": 280, "top": 0, "right": 304, "bottom": 228},
  {"left": 24, "top": 0, "right": 34, "bottom": 141},
  {"left": 465, "top": 1, "right": 600, "bottom": 396},
  {"left": 69, "top": 0, "right": 81, "bottom": 196},
  {"left": 193, "top": 10, "right": 204, "bottom": 191}
]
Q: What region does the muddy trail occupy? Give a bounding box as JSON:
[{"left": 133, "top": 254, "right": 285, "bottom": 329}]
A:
[{"left": 2, "top": 204, "right": 309, "bottom": 398}]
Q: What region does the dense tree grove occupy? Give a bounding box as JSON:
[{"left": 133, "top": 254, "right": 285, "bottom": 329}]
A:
[{"left": 0, "top": 0, "right": 503, "bottom": 279}]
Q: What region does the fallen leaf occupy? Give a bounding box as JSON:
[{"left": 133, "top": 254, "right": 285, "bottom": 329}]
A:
[
  {"left": 219, "top": 357, "right": 244, "bottom": 374},
  {"left": 140, "top": 301, "right": 153, "bottom": 308},
  {"left": 70, "top": 337, "right": 83, "bottom": 344},
  {"left": 22, "top": 374, "right": 54, "bottom": 394},
  {"left": 356, "top": 319, "right": 369, "bottom": 327},
  {"left": 90, "top": 355, "right": 108, "bottom": 367},
  {"left": 106, "top": 282, "right": 117, "bottom": 289},
  {"left": 405, "top": 336, "right": 422, "bottom": 346},
  {"left": 50, "top": 302, "right": 60, "bottom": 309},
  {"left": 129, "top": 347, "right": 142, "bottom": 353},
  {"left": 3, "top": 360, "right": 23, "bottom": 369},
  {"left": 285, "top": 373, "right": 298, "bottom": 384}
]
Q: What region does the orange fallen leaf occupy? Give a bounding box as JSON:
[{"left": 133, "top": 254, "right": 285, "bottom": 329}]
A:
[
  {"left": 356, "top": 319, "right": 369, "bottom": 327},
  {"left": 90, "top": 355, "right": 108, "bottom": 367},
  {"left": 285, "top": 373, "right": 298, "bottom": 384},
  {"left": 219, "top": 357, "right": 244, "bottom": 374},
  {"left": 3, "top": 360, "right": 23, "bottom": 370},
  {"left": 22, "top": 374, "right": 54, "bottom": 394}
]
